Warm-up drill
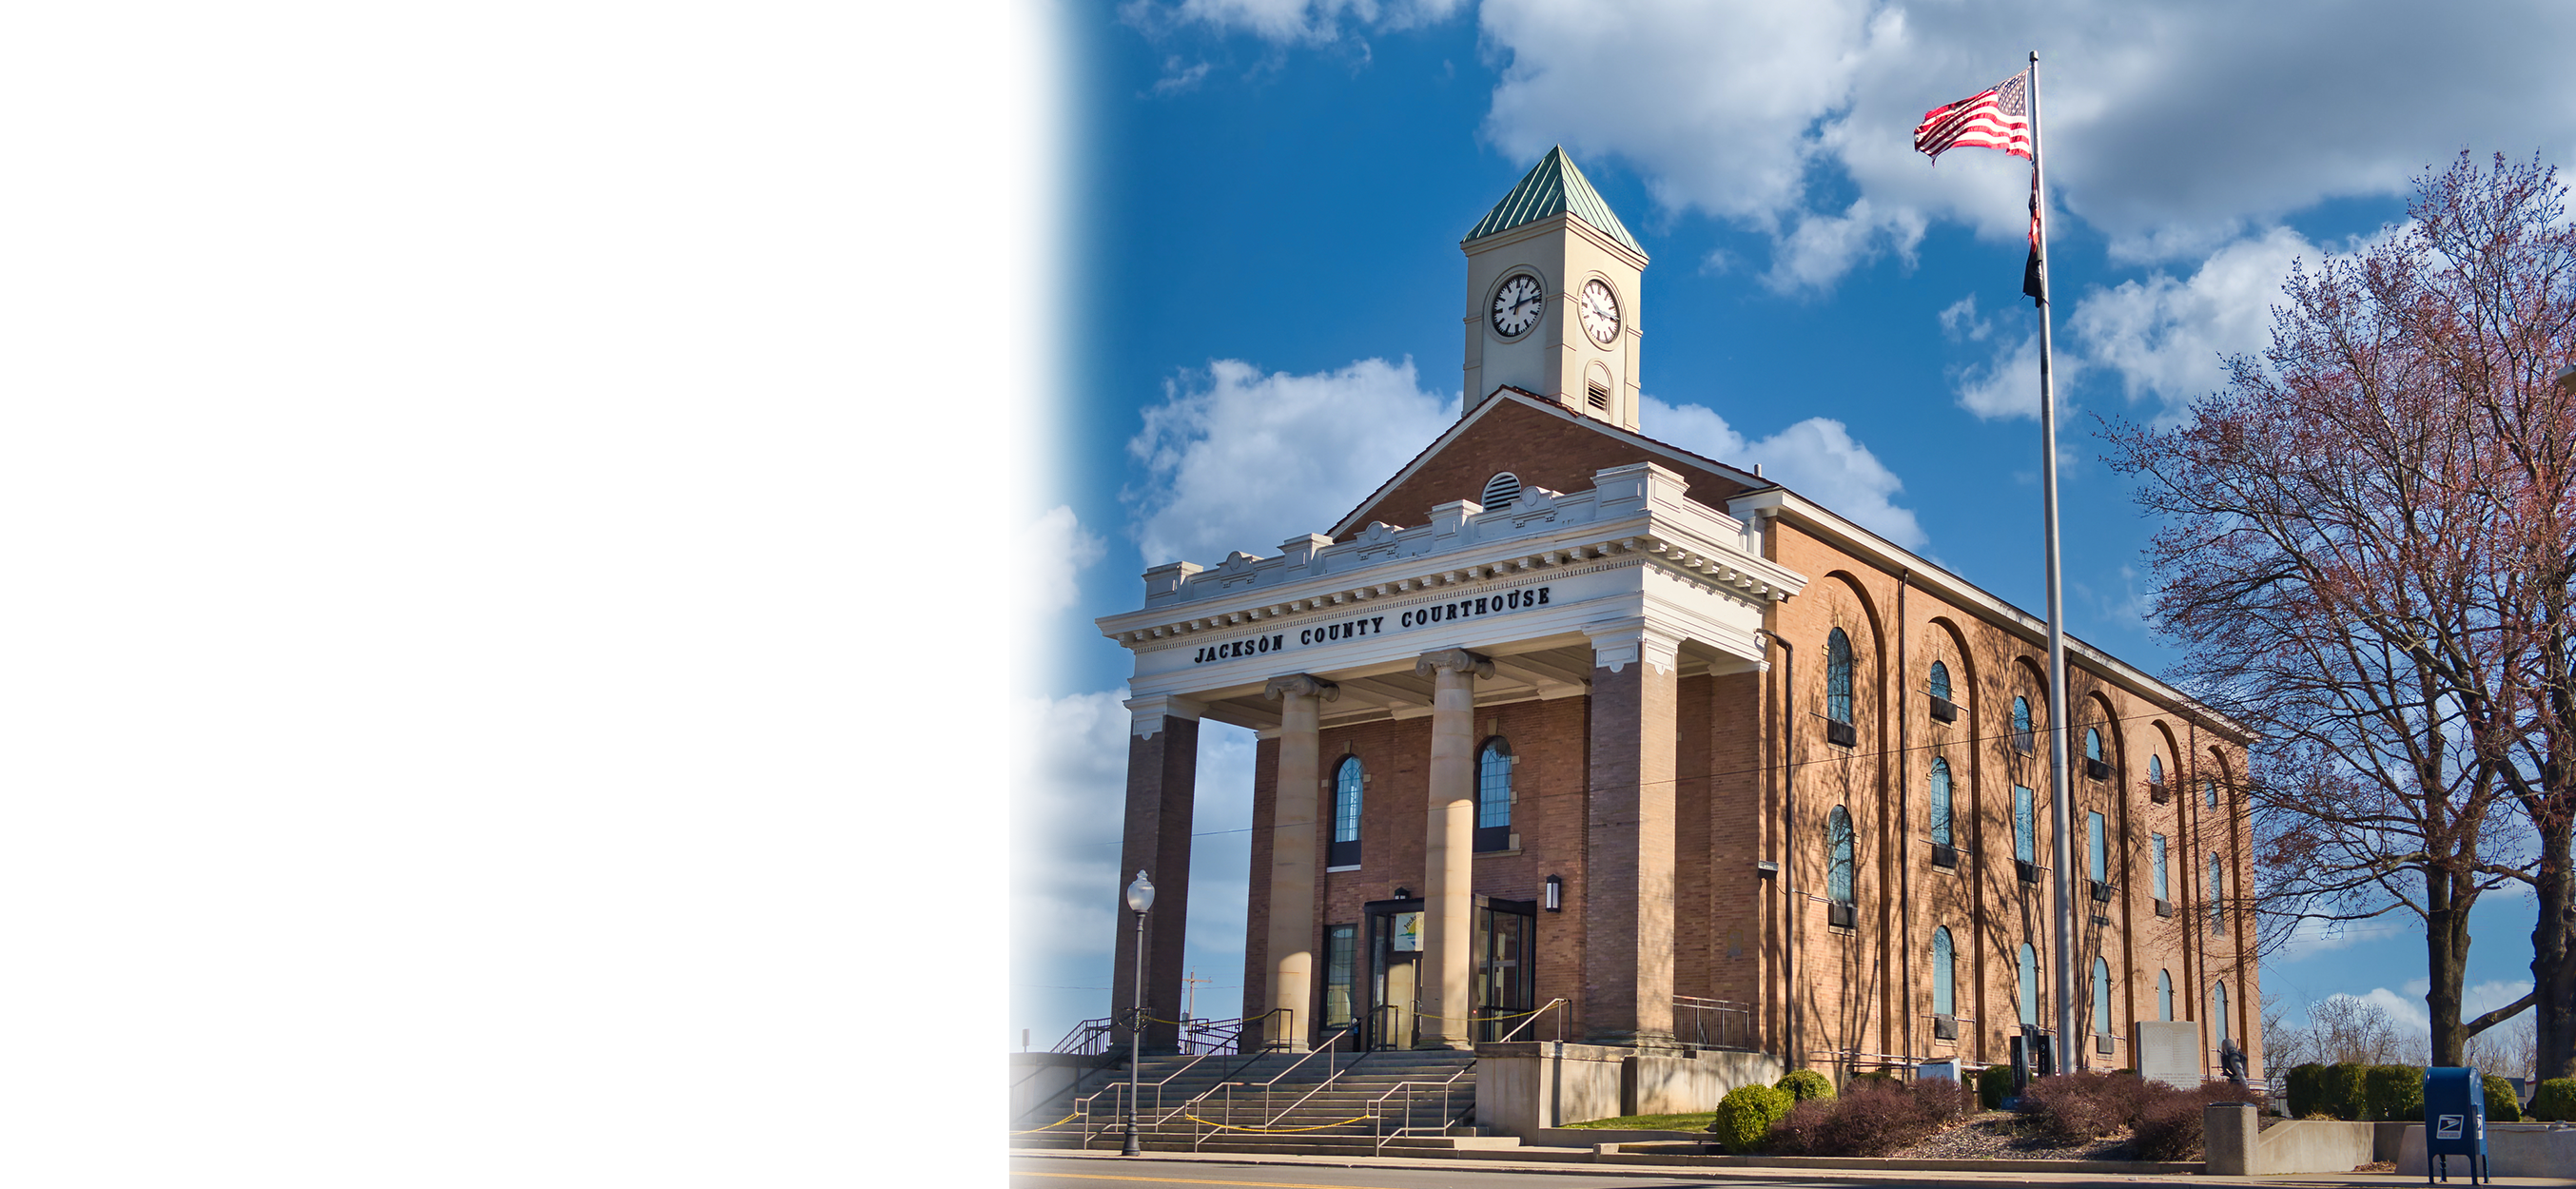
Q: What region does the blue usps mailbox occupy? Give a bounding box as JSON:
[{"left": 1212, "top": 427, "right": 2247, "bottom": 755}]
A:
[{"left": 2422, "top": 1066, "right": 2488, "bottom": 1184}]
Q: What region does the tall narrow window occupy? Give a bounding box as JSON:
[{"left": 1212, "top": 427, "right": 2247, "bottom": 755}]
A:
[
  {"left": 2148, "top": 755, "right": 2165, "bottom": 785},
  {"left": 1928, "top": 758, "right": 1955, "bottom": 847},
  {"left": 2088, "top": 811, "right": 2107, "bottom": 883},
  {"left": 2213, "top": 982, "right": 2230, "bottom": 1043},
  {"left": 1323, "top": 925, "right": 1357, "bottom": 1027},
  {"left": 2084, "top": 729, "right": 2102, "bottom": 761},
  {"left": 1475, "top": 738, "right": 1514, "bottom": 852},
  {"left": 2019, "top": 943, "right": 2040, "bottom": 1026},
  {"left": 1927, "top": 661, "right": 1952, "bottom": 701},
  {"left": 2094, "top": 957, "right": 2114, "bottom": 1040},
  {"left": 2012, "top": 696, "right": 2035, "bottom": 752},
  {"left": 1932, "top": 926, "right": 1957, "bottom": 1017},
  {"left": 1330, "top": 756, "right": 1364, "bottom": 867},
  {"left": 1825, "top": 629, "right": 1856, "bottom": 743},
  {"left": 2152, "top": 834, "right": 2170, "bottom": 900},
  {"left": 2207, "top": 853, "right": 2225, "bottom": 933},
  {"left": 2205, "top": 779, "right": 2219, "bottom": 809},
  {"left": 2014, "top": 785, "right": 2037, "bottom": 863},
  {"left": 1826, "top": 806, "right": 1856, "bottom": 927},
  {"left": 2156, "top": 969, "right": 2174, "bottom": 1021}
]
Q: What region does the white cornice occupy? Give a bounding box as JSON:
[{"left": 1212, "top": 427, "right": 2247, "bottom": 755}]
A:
[{"left": 1730, "top": 488, "right": 2254, "bottom": 745}]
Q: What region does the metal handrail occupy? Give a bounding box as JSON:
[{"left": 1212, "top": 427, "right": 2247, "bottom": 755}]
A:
[
  {"left": 1368, "top": 1058, "right": 1477, "bottom": 1155},
  {"left": 1256, "top": 1027, "right": 1361, "bottom": 1129},
  {"left": 1489, "top": 997, "right": 1567, "bottom": 1045},
  {"left": 1367, "top": 1002, "right": 1407, "bottom": 1051},
  {"left": 1673, "top": 995, "right": 1756, "bottom": 1050},
  {"left": 1064, "top": 1009, "right": 1288, "bottom": 1148},
  {"left": 1185, "top": 1026, "right": 1356, "bottom": 1151}
]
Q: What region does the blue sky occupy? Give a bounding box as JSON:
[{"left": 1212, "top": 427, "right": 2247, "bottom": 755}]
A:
[{"left": 1015, "top": 0, "right": 2570, "bottom": 1053}]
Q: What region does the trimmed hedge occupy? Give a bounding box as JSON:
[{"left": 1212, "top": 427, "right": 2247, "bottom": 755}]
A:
[
  {"left": 1707, "top": 1083, "right": 1793, "bottom": 1152},
  {"left": 2364, "top": 1064, "right": 2425, "bottom": 1121},
  {"left": 2322, "top": 1062, "right": 2371, "bottom": 1121},
  {"left": 2530, "top": 1078, "right": 2576, "bottom": 1121},
  {"left": 1977, "top": 1064, "right": 2016, "bottom": 1110},
  {"left": 2484, "top": 1075, "right": 2523, "bottom": 1122},
  {"left": 2284, "top": 1063, "right": 2328, "bottom": 1119},
  {"left": 1776, "top": 1068, "right": 1837, "bottom": 1102}
]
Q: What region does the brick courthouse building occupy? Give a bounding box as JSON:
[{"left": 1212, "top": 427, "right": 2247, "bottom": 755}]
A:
[{"left": 1094, "top": 150, "right": 2261, "bottom": 1085}]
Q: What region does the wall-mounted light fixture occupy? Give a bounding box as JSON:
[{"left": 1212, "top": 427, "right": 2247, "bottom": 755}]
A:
[
  {"left": 1392, "top": 887, "right": 1413, "bottom": 900},
  {"left": 1543, "top": 874, "right": 1563, "bottom": 912},
  {"left": 1756, "top": 860, "right": 1779, "bottom": 879}
]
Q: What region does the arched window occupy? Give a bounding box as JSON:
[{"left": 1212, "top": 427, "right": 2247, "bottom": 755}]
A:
[
  {"left": 2012, "top": 695, "right": 2035, "bottom": 752},
  {"left": 1480, "top": 471, "right": 1522, "bottom": 511},
  {"left": 1330, "top": 755, "right": 1365, "bottom": 867},
  {"left": 1826, "top": 806, "right": 1856, "bottom": 907},
  {"left": 2213, "top": 981, "right": 2231, "bottom": 1044},
  {"left": 2085, "top": 728, "right": 2103, "bottom": 761},
  {"left": 1825, "top": 629, "right": 1855, "bottom": 725},
  {"left": 1932, "top": 926, "right": 1957, "bottom": 1017},
  {"left": 2148, "top": 755, "right": 2165, "bottom": 785},
  {"left": 1927, "top": 660, "right": 1952, "bottom": 702},
  {"left": 2156, "top": 969, "right": 2174, "bottom": 1021},
  {"left": 1474, "top": 738, "right": 1514, "bottom": 853},
  {"left": 2205, "top": 779, "right": 2219, "bottom": 809},
  {"left": 2019, "top": 943, "right": 2040, "bottom": 1026},
  {"left": 2094, "top": 957, "right": 2114, "bottom": 1039},
  {"left": 1928, "top": 758, "right": 1955, "bottom": 848},
  {"left": 2207, "top": 853, "right": 2225, "bottom": 933}
]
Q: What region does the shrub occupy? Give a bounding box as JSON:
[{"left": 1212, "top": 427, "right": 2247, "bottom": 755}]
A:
[
  {"left": 1776, "top": 1068, "right": 1836, "bottom": 1102},
  {"left": 2284, "top": 1063, "right": 2328, "bottom": 1120},
  {"left": 1766, "top": 1078, "right": 1973, "bottom": 1158},
  {"left": 2132, "top": 1082, "right": 2252, "bottom": 1161},
  {"left": 2018, "top": 1072, "right": 2152, "bottom": 1144},
  {"left": 2529, "top": 1078, "right": 2576, "bottom": 1121},
  {"left": 1977, "top": 1064, "right": 2015, "bottom": 1110},
  {"left": 2484, "top": 1075, "right": 2522, "bottom": 1122},
  {"left": 1707, "top": 1083, "right": 1793, "bottom": 1152},
  {"left": 2323, "top": 1062, "right": 2371, "bottom": 1121},
  {"left": 2364, "top": 1065, "right": 2425, "bottom": 1121}
]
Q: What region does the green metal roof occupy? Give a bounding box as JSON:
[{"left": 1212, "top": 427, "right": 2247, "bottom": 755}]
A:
[{"left": 1463, "top": 146, "right": 1645, "bottom": 257}]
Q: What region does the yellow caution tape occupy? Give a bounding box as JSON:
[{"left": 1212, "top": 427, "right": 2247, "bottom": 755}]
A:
[
  {"left": 1181, "top": 1114, "right": 1376, "bottom": 1133},
  {"left": 1009, "top": 1112, "right": 1080, "bottom": 1135}
]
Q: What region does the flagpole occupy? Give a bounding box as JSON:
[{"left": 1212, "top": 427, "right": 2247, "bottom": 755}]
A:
[{"left": 2028, "top": 49, "right": 2081, "bottom": 1073}]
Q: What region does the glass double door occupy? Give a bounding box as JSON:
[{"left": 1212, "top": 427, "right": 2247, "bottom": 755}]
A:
[{"left": 1356, "top": 895, "right": 1534, "bottom": 1049}]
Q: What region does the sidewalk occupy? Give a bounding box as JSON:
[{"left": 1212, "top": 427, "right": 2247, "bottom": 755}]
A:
[{"left": 1014, "top": 1146, "right": 2574, "bottom": 1187}]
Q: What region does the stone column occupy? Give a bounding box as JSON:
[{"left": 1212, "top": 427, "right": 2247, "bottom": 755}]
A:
[
  {"left": 1583, "top": 618, "right": 1681, "bottom": 1046},
  {"left": 1415, "top": 648, "right": 1491, "bottom": 1049},
  {"left": 1260, "top": 673, "right": 1337, "bottom": 1051},
  {"left": 1116, "top": 694, "right": 1203, "bottom": 1055}
]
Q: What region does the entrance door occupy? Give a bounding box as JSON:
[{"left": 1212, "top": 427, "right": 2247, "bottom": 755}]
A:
[
  {"left": 1362, "top": 898, "right": 1422, "bottom": 1050},
  {"left": 1473, "top": 896, "right": 1537, "bottom": 1042}
]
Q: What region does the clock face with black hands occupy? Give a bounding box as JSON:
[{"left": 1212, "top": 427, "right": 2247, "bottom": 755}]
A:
[
  {"left": 1492, "top": 274, "right": 1543, "bottom": 338},
  {"left": 1578, "top": 279, "right": 1620, "bottom": 345}
]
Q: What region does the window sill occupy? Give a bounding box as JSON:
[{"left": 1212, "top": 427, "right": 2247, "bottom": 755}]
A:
[
  {"left": 1326, "top": 864, "right": 1363, "bottom": 873},
  {"left": 1473, "top": 848, "right": 1523, "bottom": 859}
]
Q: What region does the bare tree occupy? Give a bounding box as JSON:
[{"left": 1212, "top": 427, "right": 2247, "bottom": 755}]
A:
[{"left": 2102, "top": 155, "right": 2558, "bottom": 1062}]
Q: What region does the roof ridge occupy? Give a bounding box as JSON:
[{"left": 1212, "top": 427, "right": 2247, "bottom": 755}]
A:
[{"left": 1462, "top": 146, "right": 1645, "bottom": 257}]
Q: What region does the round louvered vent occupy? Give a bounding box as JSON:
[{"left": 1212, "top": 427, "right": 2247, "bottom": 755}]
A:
[{"left": 1481, "top": 471, "right": 1521, "bottom": 511}]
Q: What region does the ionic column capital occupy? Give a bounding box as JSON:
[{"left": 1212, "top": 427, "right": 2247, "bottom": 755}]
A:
[
  {"left": 1415, "top": 648, "right": 1493, "bottom": 680},
  {"left": 1262, "top": 673, "right": 1340, "bottom": 703}
]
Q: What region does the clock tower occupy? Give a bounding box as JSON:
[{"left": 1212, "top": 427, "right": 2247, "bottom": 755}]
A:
[{"left": 1459, "top": 147, "right": 1649, "bottom": 431}]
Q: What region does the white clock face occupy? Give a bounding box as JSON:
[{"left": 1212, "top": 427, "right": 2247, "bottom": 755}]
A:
[
  {"left": 1578, "top": 280, "right": 1621, "bottom": 345},
  {"left": 1491, "top": 274, "right": 1543, "bottom": 338}
]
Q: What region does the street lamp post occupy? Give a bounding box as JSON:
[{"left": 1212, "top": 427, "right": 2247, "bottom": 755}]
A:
[{"left": 1122, "top": 869, "right": 1156, "bottom": 1157}]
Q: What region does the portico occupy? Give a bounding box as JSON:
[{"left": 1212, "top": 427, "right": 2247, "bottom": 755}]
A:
[{"left": 1098, "top": 460, "right": 1805, "bottom": 1050}]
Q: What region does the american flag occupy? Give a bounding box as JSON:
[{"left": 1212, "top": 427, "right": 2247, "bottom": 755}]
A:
[{"left": 1912, "top": 69, "right": 2030, "bottom": 162}]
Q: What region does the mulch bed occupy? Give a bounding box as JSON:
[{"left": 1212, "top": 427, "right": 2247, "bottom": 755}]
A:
[{"left": 1888, "top": 1107, "right": 2272, "bottom": 1161}]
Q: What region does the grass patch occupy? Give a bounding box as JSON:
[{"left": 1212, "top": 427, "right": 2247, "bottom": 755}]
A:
[{"left": 1559, "top": 1111, "right": 1718, "bottom": 1130}]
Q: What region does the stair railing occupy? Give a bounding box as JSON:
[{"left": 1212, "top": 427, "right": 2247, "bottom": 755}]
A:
[
  {"left": 1254, "top": 1027, "right": 1364, "bottom": 1131},
  {"left": 1367, "top": 1055, "right": 1478, "bottom": 1155},
  {"left": 1488, "top": 997, "right": 1568, "bottom": 1045},
  {"left": 1190, "top": 1025, "right": 1356, "bottom": 1151},
  {"left": 1063, "top": 1009, "right": 1288, "bottom": 1149}
]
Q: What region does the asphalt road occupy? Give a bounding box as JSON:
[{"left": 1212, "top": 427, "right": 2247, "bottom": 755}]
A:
[{"left": 1005, "top": 1154, "right": 2533, "bottom": 1189}]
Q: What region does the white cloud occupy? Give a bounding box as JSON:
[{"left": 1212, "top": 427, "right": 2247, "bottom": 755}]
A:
[
  {"left": 1467, "top": 1, "right": 2576, "bottom": 287},
  {"left": 1011, "top": 692, "right": 1261, "bottom": 1036},
  {"left": 2467, "top": 980, "right": 2533, "bottom": 1020},
  {"left": 1939, "top": 294, "right": 1993, "bottom": 342},
  {"left": 1149, "top": 56, "right": 1214, "bottom": 97},
  {"left": 1953, "top": 333, "right": 2051, "bottom": 421},
  {"left": 1126, "top": 357, "right": 1456, "bottom": 567},
  {"left": 2067, "top": 226, "right": 2313, "bottom": 421},
  {"left": 1764, "top": 198, "right": 1926, "bottom": 296},
  {"left": 1642, "top": 396, "right": 1925, "bottom": 549},
  {"left": 1020, "top": 506, "right": 1105, "bottom": 614},
  {"left": 1122, "top": 0, "right": 1468, "bottom": 44},
  {"left": 2345, "top": 987, "right": 2431, "bottom": 1038}
]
